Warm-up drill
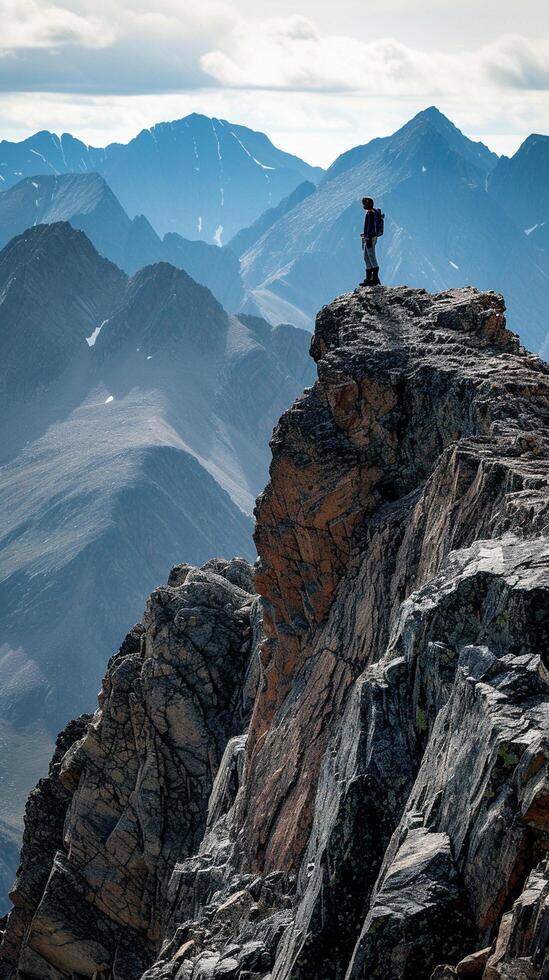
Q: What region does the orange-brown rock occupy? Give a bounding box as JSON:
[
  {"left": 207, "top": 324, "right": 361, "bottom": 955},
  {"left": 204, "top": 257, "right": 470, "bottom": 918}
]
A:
[{"left": 241, "top": 286, "right": 548, "bottom": 879}]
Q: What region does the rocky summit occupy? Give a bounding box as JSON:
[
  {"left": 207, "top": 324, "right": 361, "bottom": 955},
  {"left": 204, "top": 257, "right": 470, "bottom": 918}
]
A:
[{"left": 1, "top": 285, "right": 548, "bottom": 980}]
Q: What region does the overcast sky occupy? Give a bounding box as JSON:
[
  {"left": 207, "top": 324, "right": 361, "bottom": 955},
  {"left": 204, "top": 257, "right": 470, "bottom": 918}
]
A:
[{"left": 1, "top": 0, "right": 548, "bottom": 165}]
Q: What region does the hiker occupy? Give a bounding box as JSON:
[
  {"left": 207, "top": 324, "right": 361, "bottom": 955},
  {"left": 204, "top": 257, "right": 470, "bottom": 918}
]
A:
[{"left": 360, "top": 197, "right": 384, "bottom": 286}]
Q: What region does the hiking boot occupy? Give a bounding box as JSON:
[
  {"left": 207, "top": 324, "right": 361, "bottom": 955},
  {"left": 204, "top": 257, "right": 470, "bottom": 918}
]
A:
[
  {"left": 371, "top": 267, "right": 381, "bottom": 285},
  {"left": 360, "top": 269, "right": 373, "bottom": 286}
]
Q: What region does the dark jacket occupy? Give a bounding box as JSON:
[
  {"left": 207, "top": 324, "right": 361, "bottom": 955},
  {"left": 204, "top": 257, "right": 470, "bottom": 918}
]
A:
[{"left": 363, "top": 209, "right": 378, "bottom": 240}]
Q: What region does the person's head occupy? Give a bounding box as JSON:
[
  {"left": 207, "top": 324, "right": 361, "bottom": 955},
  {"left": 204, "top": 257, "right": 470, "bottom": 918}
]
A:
[{"left": 362, "top": 196, "right": 374, "bottom": 210}]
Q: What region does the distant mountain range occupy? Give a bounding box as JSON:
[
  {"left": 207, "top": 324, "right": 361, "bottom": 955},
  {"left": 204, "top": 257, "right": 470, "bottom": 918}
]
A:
[
  {"left": 489, "top": 133, "right": 549, "bottom": 253},
  {"left": 0, "top": 114, "right": 323, "bottom": 243},
  {"left": 0, "top": 173, "right": 244, "bottom": 310},
  {"left": 238, "top": 107, "right": 549, "bottom": 353},
  {"left": 0, "top": 222, "right": 315, "bottom": 902},
  {"left": 2, "top": 107, "right": 549, "bottom": 352}
]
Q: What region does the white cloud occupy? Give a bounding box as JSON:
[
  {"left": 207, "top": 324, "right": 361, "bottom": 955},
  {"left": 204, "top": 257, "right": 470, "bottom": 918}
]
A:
[
  {"left": 0, "top": 5, "right": 547, "bottom": 166},
  {"left": 1, "top": 4, "right": 548, "bottom": 104},
  {"left": 201, "top": 16, "right": 430, "bottom": 93},
  {"left": 0, "top": 0, "right": 114, "bottom": 49},
  {"left": 0, "top": 0, "right": 236, "bottom": 92},
  {"left": 201, "top": 17, "right": 549, "bottom": 98},
  {"left": 482, "top": 34, "right": 549, "bottom": 89}
]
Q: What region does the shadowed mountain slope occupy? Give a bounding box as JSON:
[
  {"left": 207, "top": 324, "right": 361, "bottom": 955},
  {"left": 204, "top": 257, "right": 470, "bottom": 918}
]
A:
[
  {"left": 0, "top": 174, "right": 244, "bottom": 310},
  {"left": 228, "top": 180, "right": 316, "bottom": 259},
  {"left": 489, "top": 133, "right": 549, "bottom": 253}
]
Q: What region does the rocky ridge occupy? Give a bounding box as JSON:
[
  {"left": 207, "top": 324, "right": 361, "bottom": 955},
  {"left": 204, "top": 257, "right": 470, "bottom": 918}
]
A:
[{"left": 1, "top": 285, "right": 548, "bottom": 980}]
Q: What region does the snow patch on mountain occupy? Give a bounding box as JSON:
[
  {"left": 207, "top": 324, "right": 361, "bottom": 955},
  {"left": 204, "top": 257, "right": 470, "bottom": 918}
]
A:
[
  {"left": 86, "top": 319, "right": 109, "bottom": 347},
  {"left": 211, "top": 120, "right": 222, "bottom": 162}
]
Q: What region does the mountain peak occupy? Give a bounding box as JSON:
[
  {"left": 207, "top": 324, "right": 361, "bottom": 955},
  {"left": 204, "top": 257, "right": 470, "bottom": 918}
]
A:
[
  {"left": 488, "top": 130, "right": 549, "bottom": 227},
  {"left": 0, "top": 222, "right": 126, "bottom": 393},
  {"left": 0, "top": 221, "right": 125, "bottom": 303},
  {"left": 416, "top": 105, "right": 450, "bottom": 122},
  {"left": 398, "top": 106, "right": 498, "bottom": 172},
  {"left": 0, "top": 220, "right": 98, "bottom": 263},
  {"left": 514, "top": 132, "right": 549, "bottom": 157},
  {"left": 324, "top": 107, "right": 498, "bottom": 188},
  {"left": 128, "top": 258, "right": 222, "bottom": 296},
  {"left": 0, "top": 118, "right": 321, "bottom": 242},
  {"left": 95, "top": 260, "right": 228, "bottom": 359}
]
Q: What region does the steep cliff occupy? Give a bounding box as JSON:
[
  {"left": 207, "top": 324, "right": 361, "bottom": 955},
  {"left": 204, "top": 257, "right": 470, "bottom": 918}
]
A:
[{"left": 1, "top": 286, "right": 548, "bottom": 980}]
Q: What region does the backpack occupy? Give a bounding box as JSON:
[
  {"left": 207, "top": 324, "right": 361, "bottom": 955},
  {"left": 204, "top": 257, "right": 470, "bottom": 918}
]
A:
[{"left": 373, "top": 208, "right": 385, "bottom": 237}]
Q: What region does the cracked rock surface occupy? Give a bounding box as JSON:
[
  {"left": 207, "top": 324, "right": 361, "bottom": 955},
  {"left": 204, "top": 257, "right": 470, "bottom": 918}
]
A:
[
  {"left": 1, "top": 558, "right": 259, "bottom": 980},
  {"left": 1, "top": 286, "right": 548, "bottom": 980}
]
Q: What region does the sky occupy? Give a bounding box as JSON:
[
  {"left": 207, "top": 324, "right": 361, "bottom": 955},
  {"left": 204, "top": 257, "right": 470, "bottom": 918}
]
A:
[{"left": 0, "top": 0, "right": 548, "bottom": 166}]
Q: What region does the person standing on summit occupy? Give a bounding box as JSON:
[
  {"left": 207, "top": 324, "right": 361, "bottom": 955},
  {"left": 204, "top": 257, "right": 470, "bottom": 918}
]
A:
[{"left": 360, "top": 196, "right": 384, "bottom": 286}]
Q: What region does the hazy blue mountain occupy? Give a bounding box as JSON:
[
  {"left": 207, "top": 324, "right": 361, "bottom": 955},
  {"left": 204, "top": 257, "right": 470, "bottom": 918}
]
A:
[
  {"left": 0, "top": 173, "right": 244, "bottom": 310},
  {"left": 0, "top": 220, "right": 125, "bottom": 408},
  {"left": 0, "top": 171, "right": 146, "bottom": 277},
  {"left": 239, "top": 108, "right": 549, "bottom": 351},
  {"left": 228, "top": 180, "right": 316, "bottom": 258},
  {"left": 160, "top": 232, "right": 243, "bottom": 311},
  {"left": 0, "top": 223, "right": 315, "bottom": 898},
  {"left": 325, "top": 106, "right": 498, "bottom": 185},
  {"left": 489, "top": 134, "right": 549, "bottom": 253},
  {"left": 0, "top": 115, "right": 323, "bottom": 243}
]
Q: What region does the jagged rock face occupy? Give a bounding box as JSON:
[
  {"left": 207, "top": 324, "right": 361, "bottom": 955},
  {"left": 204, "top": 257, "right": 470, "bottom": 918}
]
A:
[
  {"left": 244, "top": 286, "right": 547, "bottom": 875},
  {"left": 0, "top": 715, "right": 90, "bottom": 967},
  {"left": 0, "top": 558, "right": 259, "bottom": 979},
  {"left": 2, "top": 286, "right": 548, "bottom": 980}
]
